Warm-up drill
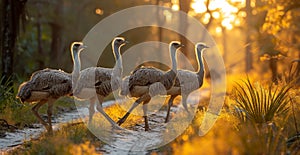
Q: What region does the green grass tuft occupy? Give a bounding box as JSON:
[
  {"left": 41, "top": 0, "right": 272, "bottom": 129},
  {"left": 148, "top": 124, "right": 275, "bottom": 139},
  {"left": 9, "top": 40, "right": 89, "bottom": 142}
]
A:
[{"left": 233, "top": 78, "right": 291, "bottom": 124}]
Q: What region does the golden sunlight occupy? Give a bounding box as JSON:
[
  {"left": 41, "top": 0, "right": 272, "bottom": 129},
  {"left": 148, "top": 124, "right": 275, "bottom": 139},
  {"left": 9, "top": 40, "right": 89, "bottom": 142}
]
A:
[
  {"left": 191, "top": 0, "right": 245, "bottom": 30},
  {"left": 215, "top": 26, "right": 222, "bottom": 34},
  {"left": 171, "top": 0, "right": 179, "bottom": 11},
  {"left": 212, "top": 12, "right": 220, "bottom": 19},
  {"left": 172, "top": 4, "right": 180, "bottom": 11},
  {"left": 191, "top": 1, "right": 207, "bottom": 14},
  {"left": 203, "top": 13, "right": 211, "bottom": 24},
  {"left": 95, "top": 8, "right": 103, "bottom": 15}
]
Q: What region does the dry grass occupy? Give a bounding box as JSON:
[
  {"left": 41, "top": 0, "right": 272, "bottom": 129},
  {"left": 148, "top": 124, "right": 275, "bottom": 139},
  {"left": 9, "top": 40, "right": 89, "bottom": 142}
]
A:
[
  {"left": 9, "top": 123, "right": 101, "bottom": 155},
  {"left": 4, "top": 75, "right": 300, "bottom": 154}
]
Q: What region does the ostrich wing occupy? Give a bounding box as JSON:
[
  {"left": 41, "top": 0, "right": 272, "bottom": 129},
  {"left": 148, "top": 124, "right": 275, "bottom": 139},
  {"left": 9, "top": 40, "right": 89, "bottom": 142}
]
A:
[
  {"left": 74, "top": 67, "right": 112, "bottom": 94},
  {"left": 30, "top": 69, "right": 71, "bottom": 92},
  {"left": 129, "top": 67, "right": 163, "bottom": 91},
  {"left": 175, "top": 70, "right": 200, "bottom": 94},
  {"left": 95, "top": 77, "right": 121, "bottom": 96}
]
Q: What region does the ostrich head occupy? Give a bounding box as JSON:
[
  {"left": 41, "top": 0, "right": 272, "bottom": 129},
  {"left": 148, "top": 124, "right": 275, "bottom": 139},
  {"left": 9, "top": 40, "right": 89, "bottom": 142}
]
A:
[
  {"left": 170, "top": 41, "right": 183, "bottom": 49},
  {"left": 113, "top": 37, "right": 128, "bottom": 48},
  {"left": 71, "top": 42, "right": 86, "bottom": 54},
  {"left": 17, "top": 82, "right": 32, "bottom": 103},
  {"left": 196, "top": 42, "right": 209, "bottom": 52}
]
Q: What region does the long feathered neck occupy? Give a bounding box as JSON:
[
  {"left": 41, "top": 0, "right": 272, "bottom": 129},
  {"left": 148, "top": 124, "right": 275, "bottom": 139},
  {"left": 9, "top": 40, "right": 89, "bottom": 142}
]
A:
[
  {"left": 170, "top": 45, "right": 177, "bottom": 73},
  {"left": 196, "top": 47, "right": 205, "bottom": 84},
  {"left": 112, "top": 42, "right": 123, "bottom": 76},
  {"left": 71, "top": 48, "right": 81, "bottom": 85},
  {"left": 160, "top": 44, "right": 178, "bottom": 90}
]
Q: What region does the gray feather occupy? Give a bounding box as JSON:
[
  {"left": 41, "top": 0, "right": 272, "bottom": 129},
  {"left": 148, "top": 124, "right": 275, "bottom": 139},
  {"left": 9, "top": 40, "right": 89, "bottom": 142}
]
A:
[
  {"left": 17, "top": 68, "right": 72, "bottom": 102},
  {"left": 74, "top": 67, "right": 121, "bottom": 97}
]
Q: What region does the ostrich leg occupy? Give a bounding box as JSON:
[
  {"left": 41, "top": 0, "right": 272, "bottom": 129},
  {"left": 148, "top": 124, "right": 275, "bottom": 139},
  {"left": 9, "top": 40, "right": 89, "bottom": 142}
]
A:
[
  {"left": 117, "top": 94, "right": 151, "bottom": 125},
  {"left": 32, "top": 100, "right": 49, "bottom": 129},
  {"left": 88, "top": 97, "right": 96, "bottom": 125},
  {"left": 181, "top": 94, "right": 190, "bottom": 114},
  {"left": 143, "top": 99, "right": 150, "bottom": 131},
  {"left": 95, "top": 95, "right": 121, "bottom": 129},
  {"left": 165, "top": 95, "right": 177, "bottom": 123},
  {"left": 47, "top": 98, "right": 55, "bottom": 135}
]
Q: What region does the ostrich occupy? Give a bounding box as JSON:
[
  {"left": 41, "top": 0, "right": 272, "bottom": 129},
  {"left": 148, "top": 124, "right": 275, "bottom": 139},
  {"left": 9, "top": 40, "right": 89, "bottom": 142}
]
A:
[
  {"left": 117, "top": 41, "right": 183, "bottom": 131},
  {"left": 164, "top": 43, "right": 209, "bottom": 123},
  {"left": 16, "top": 42, "right": 86, "bottom": 134},
  {"left": 73, "top": 37, "right": 127, "bottom": 127}
]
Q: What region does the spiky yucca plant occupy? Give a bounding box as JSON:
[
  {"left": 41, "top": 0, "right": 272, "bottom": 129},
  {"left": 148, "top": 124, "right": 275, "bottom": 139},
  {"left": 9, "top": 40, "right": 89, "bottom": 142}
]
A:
[{"left": 233, "top": 78, "right": 291, "bottom": 124}]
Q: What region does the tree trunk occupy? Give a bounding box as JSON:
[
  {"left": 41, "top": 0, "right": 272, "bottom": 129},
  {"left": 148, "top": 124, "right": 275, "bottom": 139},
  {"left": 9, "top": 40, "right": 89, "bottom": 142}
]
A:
[
  {"left": 49, "top": 0, "right": 63, "bottom": 68},
  {"left": 296, "top": 53, "right": 300, "bottom": 84},
  {"left": 222, "top": 27, "right": 227, "bottom": 64},
  {"left": 156, "top": 0, "right": 165, "bottom": 68},
  {"left": 270, "top": 58, "right": 278, "bottom": 84},
  {"left": 1, "top": 0, "right": 14, "bottom": 86},
  {"left": 245, "top": 0, "right": 253, "bottom": 72},
  {"left": 297, "top": 52, "right": 300, "bottom": 76},
  {"left": 179, "top": 0, "right": 192, "bottom": 67},
  {"left": 36, "top": 3, "right": 44, "bottom": 69},
  {"left": 156, "top": 0, "right": 163, "bottom": 46},
  {"left": 1, "top": 0, "right": 26, "bottom": 89}
]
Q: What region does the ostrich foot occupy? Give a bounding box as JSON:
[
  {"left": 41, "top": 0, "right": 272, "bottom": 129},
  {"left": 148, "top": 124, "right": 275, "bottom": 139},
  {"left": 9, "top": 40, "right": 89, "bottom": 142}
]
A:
[
  {"left": 117, "top": 112, "right": 130, "bottom": 125},
  {"left": 144, "top": 126, "right": 150, "bottom": 131},
  {"left": 117, "top": 117, "right": 127, "bottom": 126}
]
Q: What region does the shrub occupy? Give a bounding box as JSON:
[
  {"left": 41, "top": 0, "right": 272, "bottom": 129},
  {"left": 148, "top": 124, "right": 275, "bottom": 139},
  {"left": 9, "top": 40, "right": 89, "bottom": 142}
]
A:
[
  {"left": 233, "top": 78, "right": 291, "bottom": 124},
  {"left": 0, "top": 77, "right": 21, "bottom": 112}
]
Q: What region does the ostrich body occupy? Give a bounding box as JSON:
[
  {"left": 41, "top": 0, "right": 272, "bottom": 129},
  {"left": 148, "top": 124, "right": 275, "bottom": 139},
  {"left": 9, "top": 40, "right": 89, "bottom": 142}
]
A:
[
  {"left": 73, "top": 37, "right": 127, "bottom": 127},
  {"left": 164, "top": 43, "right": 209, "bottom": 123},
  {"left": 117, "top": 41, "right": 182, "bottom": 131},
  {"left": 16, "top": 42, "right": 85, "bottom": 134}
]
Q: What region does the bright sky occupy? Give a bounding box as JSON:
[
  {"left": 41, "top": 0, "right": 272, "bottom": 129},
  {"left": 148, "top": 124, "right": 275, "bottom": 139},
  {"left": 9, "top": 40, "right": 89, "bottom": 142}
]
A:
[{"left": 172, "top": 0, "right": 246, "bottom": 31}]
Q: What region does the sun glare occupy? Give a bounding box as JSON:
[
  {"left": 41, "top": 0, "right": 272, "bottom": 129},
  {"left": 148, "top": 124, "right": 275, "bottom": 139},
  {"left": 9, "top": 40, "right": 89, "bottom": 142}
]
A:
[
  {"left": 95, "top": 8, "right": 103, "bottom": 15},
  {"left": 172, "top": 4, "right": 180, "bottom": 11},
  {"left": 191, "top": 1, "right": 207, "bottom": 14},
  {"left": 212, "top": 12, "right": 220, "bottom": 19},
  {"left": 216, "top": 26, "right": 222, "bottom": 34},
  {"left": 191, "top": 0, "right": 245, "bottom": 30}
]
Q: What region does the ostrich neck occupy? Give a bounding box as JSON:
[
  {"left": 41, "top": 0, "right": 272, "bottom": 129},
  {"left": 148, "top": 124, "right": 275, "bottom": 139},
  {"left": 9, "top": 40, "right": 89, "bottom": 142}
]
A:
[
  {"left": 170, "top": 46, "right": 177, "bottom": 73},
  {"left": 196, "top": 48, "right": 205, "bottom": 83},
  {"left": 72, "top": 49, "right": 81, "bottom": 84},
  {"left": 113, "top": 43, "right": 123, "bottom": 76}
]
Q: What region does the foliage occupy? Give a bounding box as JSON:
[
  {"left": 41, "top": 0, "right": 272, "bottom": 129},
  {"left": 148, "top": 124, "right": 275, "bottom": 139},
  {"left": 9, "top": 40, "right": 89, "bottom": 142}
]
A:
[
  {"left": 5, "top": 82, "right": 300, "bottom": 154},
  {"left": 233, "top": 78, "right": 291, "bottom": 124},
  {"left": 286, "top": 60, "right": 300, "bottom": 84},
  {"left": 236, "top": 117, "right": 288, "bottom": 154},
  {"left": 171, "top": 111, "right": 243, "bottom": 155},
  {"left": 0, "top": 82, "right": 76, "bottom": 128},
  {"left": 0, "top": 77, "right": 21, "bottom": 112},
  {"left": 11, "top": 123, "right": 101, "bottom": 155},
  {"left": 263, "top": 0, "right": 300, "bottom": 36}
]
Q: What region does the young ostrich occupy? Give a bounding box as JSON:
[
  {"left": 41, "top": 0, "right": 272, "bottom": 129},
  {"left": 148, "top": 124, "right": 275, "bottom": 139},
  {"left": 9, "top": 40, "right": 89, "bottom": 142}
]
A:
[
  {"left": 73, "top": 37, "right": 127, "bottom": 127},
  {"left": 164, "top": 43, "right": 209, "bottom": 123},
  {"left": 16, "top": 42, "right": 86, "bottom": 134},
  {"left": 118, "top": 41, "right": 183, "bottom": 131}
]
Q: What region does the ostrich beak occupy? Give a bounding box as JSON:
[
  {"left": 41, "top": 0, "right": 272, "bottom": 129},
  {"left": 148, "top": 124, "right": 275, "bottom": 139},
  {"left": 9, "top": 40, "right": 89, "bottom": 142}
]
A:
[
  {"left": 79, "top": 45, "right": 87, "bottom": 51},
  {"left": 204, "top": 45, "right": 209, "bottom": 48},
  {"left": 82, "top": 45, "right": 88, "bottom": 50}
]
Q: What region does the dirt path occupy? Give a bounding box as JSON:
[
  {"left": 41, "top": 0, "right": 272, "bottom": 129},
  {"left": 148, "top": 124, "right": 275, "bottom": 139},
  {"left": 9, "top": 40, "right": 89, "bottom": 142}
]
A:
[{"left": 0, "top": 89, "right": 210, "bottom": 154}]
